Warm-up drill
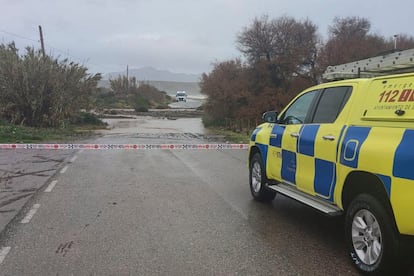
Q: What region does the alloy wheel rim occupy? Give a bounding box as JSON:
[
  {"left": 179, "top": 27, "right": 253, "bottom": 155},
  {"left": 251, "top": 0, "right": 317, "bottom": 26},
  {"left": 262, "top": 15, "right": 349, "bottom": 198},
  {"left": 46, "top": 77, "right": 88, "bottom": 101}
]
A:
[
  {"left": 251, "top": 162, "right": 261, "bottom": 193},
  {"left": 351, "top": 209, "right": 382, "bottom": 265}
]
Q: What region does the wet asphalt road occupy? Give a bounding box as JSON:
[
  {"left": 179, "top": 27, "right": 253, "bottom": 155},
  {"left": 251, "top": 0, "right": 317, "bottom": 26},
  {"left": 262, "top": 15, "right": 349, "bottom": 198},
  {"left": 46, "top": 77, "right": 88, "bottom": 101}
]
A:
[
  {"left": 0, "top": 116, "right": 387, "bottom": 275},
  {"left": 0, "top": 149, "right": 75, "bottom": 233}
]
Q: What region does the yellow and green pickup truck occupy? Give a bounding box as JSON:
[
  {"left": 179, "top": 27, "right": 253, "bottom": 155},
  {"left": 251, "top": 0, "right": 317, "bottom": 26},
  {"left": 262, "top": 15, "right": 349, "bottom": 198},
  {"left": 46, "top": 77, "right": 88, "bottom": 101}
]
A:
[{"left": 248, "top": 72, "right": 414, "bottom": 275}]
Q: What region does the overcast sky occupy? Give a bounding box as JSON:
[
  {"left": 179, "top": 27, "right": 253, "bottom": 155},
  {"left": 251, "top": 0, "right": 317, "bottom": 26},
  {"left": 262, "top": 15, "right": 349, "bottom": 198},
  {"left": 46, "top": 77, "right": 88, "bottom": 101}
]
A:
[{"left": 1, "top": 0, "right": 413, "bottom": 75}]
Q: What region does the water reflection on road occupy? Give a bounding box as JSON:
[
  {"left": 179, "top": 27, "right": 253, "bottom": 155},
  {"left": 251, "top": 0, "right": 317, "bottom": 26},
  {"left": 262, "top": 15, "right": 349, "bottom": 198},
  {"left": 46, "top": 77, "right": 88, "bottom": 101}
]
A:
[{"left": 101, "top": 116, "right": 205, "bottom": 135}]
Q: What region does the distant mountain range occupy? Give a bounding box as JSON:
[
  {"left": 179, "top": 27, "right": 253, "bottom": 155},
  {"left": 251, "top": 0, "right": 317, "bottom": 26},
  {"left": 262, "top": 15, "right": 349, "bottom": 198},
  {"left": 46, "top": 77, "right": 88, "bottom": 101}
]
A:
[
  {"left": 103, "top": 66, "right": 201, "bottom": 83},
  {"left": 98, "top": 79, "right": 202, "bottom": 96}
]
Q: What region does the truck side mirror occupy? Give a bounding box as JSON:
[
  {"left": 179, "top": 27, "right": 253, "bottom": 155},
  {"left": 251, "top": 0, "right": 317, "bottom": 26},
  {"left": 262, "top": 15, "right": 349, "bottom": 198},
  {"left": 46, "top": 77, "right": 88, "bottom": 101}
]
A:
[{"left": 262, "top": 111, "right": 278, "bottom": 123}]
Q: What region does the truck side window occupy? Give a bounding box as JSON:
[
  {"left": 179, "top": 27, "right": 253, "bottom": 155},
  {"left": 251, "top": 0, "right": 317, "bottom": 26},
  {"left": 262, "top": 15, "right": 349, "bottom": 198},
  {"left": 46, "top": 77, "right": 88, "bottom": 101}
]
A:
[
  {"left": 312, "top": 86, "right": 352, "bottom": 124},
  {"left": 279, "top": 90, "right": 318, "bottom": 125}
]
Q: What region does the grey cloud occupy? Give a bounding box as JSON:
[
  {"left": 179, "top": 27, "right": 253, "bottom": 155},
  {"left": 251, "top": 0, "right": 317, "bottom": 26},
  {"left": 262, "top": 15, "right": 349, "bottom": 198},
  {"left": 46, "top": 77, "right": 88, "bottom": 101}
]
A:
[{"left": 2, "top": 0, "right": 414, "bottom": 75}]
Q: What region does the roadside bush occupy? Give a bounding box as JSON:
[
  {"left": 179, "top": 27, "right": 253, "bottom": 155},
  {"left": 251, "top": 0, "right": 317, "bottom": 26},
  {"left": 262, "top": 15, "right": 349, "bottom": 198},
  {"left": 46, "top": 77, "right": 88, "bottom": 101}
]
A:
[
  {"left": 202, "top": 114, "right": 226, "bottom": 128},
  {"left": 0, "top": 124, "right": 42, "bottom": 142},
  {"left": 135, "top": 106, "right": 149, "bottom": 112},
  {"left": 70, "top": 112, "right": 106, "bottom": 126},
  {"left": 108, "top": 77, "right": 171, "bottom": 110},
  {"left": 154, "top": 104, "right": 169, "bottom": 109},
  {"left": 0, "top": 42, "right": 101, "bottom": 127},
  {"left": 132, "top": 94, "right": 150, "bottom": 112}
]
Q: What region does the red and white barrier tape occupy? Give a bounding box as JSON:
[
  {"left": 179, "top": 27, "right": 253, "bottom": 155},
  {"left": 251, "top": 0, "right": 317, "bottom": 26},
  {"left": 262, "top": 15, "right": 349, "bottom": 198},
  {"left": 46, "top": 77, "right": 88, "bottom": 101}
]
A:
[{"left": 0, "top": 143, "right": 249, "bottom": 150}]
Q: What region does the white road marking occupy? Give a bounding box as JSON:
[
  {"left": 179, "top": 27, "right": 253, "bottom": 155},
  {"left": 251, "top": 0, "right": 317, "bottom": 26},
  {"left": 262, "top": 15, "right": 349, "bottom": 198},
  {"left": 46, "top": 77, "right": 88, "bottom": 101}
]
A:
[
  {"left": 69, "top": 155, "right": 78, "bottom": 163},
  {"left": 60, "top": 165, "right": 69, "bottom": 174},
  {"left": 21, "top": 204, "right": 41, "bottom": 224},
  {"left": 0, "top": 247, "right": 11, "bottom": 265},
  {"left": 45, "top": 180, "right": 58, "bottom": 193},
  {"left": 79, "top": 149, "right": 84, "bottom": 154}
]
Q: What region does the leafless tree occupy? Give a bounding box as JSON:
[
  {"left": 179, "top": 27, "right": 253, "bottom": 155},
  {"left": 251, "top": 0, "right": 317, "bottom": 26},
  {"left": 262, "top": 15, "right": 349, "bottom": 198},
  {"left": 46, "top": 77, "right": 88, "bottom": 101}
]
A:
[
  {"left": 318, "top": 17, "right": 388, "bottom": 69},
  {"left": 237, "top": 15, "right": 319, "bottom": 85}
]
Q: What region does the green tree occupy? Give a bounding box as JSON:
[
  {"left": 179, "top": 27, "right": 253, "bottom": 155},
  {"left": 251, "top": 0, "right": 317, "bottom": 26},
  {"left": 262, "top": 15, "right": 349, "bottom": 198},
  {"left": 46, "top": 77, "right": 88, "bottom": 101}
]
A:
[
  {"left": 109, "top": 75, "right": 137, "bottom": 94},
  {"left": 106, "top": 76, "right": 170, "bottom": 110},
  {"left": 0, "top": 42, "right": 101, "bottom": 127}
]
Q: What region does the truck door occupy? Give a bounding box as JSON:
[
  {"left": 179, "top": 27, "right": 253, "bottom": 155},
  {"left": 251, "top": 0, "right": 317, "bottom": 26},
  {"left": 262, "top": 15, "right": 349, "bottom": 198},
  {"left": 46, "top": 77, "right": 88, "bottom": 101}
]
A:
[
  {"left": 297, "top": 86, "right": 352, "bottom": 199},
  {"left": 267, "top": 90, "right": 318, "bottom": 183}
]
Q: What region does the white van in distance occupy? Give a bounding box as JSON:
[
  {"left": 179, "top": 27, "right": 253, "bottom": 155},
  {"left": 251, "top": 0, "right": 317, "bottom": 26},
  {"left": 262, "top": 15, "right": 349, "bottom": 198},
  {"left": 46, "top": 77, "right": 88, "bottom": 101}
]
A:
[{"left": 175, "top": 91, "right": 187, "bottom": 102}]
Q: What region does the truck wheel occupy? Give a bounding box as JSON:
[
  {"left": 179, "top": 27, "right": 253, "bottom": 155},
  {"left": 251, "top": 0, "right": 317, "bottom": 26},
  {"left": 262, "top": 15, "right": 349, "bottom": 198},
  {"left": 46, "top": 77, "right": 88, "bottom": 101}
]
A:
[
  {"left": 345, "top": 194, "right": 399, "bottom": 275},
  {"left": 249, "top": 153, "right": 276, "bottom": 202}
]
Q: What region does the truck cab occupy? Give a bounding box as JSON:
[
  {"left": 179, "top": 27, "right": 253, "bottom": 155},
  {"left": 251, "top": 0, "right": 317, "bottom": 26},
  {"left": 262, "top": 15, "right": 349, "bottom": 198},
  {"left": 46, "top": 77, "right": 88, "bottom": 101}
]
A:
[{"left": 248, "top": 59, "right": 414, "bottom": 274}]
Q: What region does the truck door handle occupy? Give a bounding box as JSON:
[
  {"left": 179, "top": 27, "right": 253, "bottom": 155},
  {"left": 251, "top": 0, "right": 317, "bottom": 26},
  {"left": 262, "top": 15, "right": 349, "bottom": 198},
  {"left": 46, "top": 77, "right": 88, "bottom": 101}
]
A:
[
  {"left": 322, "top": 135, "right": 335, "bottom": 141},
  {"left": 290, "top": 133, "right": 300, "bottom": 138}
]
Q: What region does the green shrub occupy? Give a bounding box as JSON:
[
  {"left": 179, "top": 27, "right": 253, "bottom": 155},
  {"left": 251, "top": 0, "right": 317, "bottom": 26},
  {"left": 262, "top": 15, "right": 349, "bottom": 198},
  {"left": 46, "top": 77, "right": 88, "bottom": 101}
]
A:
[
  {"left": 135, "top": 106, "right": 149, "bottom": 112},
  {"left": 71, "top": 112, "right": 105, "bottom": 126},
  {"left": 154, "top": 104, "right": 169, "bottom": 109},
  {"left": 132, "top": 94, "right": 150, "bottom": 112},
  {"left": 0, "top": 42, "right": 101, "bottom": 127},
  {"left": 202, "top": 115, "right": 226, "bottom": 127}
]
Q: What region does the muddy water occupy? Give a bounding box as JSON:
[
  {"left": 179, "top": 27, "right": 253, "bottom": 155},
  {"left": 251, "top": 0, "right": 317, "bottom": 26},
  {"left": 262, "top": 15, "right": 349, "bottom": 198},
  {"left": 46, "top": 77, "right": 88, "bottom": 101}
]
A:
[{"left": 101, "top": 116, "right": 206, "bottom": 135}]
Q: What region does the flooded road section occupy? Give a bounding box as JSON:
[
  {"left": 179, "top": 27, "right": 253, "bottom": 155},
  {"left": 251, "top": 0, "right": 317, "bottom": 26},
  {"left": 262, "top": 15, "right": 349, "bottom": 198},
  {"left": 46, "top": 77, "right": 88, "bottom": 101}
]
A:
[
  {"left": 98, "top": 116, "right": 228, "bottom": 145},
  {"left": 102, "top": 116, "right": 205, "bottom": 135}
]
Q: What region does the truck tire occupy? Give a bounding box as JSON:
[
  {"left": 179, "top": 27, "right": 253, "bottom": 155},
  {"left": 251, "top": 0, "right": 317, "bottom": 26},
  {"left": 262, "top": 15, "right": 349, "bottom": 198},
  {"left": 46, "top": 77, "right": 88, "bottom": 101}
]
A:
[
  {"left": 249, "top": 153, "right": 276, "bottom": 202},
  {"left": 345, "top": 194, "right": 400, "bottom": 275}
]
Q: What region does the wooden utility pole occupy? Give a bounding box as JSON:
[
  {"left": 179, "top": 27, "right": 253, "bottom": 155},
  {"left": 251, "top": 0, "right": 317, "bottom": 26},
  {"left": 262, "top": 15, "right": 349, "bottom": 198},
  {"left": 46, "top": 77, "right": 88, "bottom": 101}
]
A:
[
  {"left": 126, "top": 65, "right": 129, "bottom": 92},
  {"left": 38, "top": 25, "right": 45, "bottom": 57}
]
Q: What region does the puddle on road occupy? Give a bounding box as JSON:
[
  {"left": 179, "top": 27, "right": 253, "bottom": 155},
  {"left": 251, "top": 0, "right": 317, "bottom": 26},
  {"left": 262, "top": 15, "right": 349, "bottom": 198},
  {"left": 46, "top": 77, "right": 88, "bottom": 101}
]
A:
[{"left": 101, "top": 117, "right": 206, "bottom": 135}]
